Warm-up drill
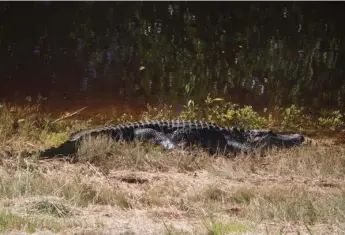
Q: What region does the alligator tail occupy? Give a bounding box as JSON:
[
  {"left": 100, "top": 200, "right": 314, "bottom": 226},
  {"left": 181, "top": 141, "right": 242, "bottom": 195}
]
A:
[{"left": 39, "top": 141, "right": 78, "bottom": 158}]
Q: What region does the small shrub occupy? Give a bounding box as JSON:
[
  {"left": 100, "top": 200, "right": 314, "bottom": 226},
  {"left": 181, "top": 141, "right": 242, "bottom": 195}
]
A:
[
  {"left": 280, "top": 105, "right": 304, "bottom": 128},
  {"left": 178, "top": 99, "right": 201, "bottom": 120},
  {"left": 179, "top": 95, "right": 267, "bottom": 129},
  {"left": 317, "top": 110, "right": 344, "bottom": 130},
  {"left": 223, "top": 105, "right": 266, "bottom": 129}
]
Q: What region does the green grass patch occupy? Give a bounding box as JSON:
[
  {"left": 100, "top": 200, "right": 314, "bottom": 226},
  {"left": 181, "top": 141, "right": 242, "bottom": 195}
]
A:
[{"left": 0, "top": 210, "right": 62, "bottom": 233}]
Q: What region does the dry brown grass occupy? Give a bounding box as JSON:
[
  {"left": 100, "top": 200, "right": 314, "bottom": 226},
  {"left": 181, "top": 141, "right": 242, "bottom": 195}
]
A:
[{"left": 0, "top": 106, "right": 345, "bottom": 234}]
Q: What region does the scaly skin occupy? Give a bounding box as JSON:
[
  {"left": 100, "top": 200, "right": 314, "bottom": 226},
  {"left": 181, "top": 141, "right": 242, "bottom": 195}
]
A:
[
  {"left": 68, "top": 120, "right": 229, "bottom": 141},
  {"left": 38, "top": 120, "right": 304, "bottom": 158}
]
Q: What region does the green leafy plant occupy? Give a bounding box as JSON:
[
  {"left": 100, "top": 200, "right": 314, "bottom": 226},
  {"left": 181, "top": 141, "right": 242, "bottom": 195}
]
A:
[
  {"left": 317, "top": 110, "right": 344, "bottom": 130},
  {"left": 279, "top": 105, "right": 308, "bottom": 129},
  {"left": 178, "top": 95, "right": 267, "bottom": 129},
  {"left": 178, "top": 99, "right": 200, "bottom": 120},
  {"left": 223, "top": 105, "right": 267, "bottom": 129}
]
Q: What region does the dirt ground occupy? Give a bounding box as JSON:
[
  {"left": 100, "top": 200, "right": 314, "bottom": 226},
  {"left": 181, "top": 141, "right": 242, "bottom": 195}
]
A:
[{"left": 1, "top": 136, "right": 345, "bottom": 235}]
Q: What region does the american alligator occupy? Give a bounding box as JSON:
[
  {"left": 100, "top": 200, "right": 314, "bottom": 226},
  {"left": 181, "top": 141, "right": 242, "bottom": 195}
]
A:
[{"left": 38, "top": 120, "right": 304, "bottom": 158}]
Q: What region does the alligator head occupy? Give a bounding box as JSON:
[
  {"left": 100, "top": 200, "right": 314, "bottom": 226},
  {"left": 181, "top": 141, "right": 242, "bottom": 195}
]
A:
[{"left": 247, "top": 129, "right": 305, "bottom": 149}]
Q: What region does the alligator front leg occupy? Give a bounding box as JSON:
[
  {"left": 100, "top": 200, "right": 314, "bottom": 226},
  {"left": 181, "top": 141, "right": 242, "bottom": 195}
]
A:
[
  {"left": 134, "top": 128, "right": 176, "bottom": 150},
  {"left": 170, "top": 128, "right": 231, "bottom": 155},
  {"left": 226, "top": 139, "right": 253, "bottom": 153}
]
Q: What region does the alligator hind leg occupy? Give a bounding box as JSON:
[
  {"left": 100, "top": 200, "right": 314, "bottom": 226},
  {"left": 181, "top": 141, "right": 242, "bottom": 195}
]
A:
[{"left": 134, "top": 128, "right": 175, "bottom": 150}]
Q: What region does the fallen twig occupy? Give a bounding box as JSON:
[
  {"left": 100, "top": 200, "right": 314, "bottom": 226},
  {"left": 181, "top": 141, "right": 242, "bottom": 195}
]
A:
[{"left": 52, "top": 106, "right": 87, "bottom": 123}]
